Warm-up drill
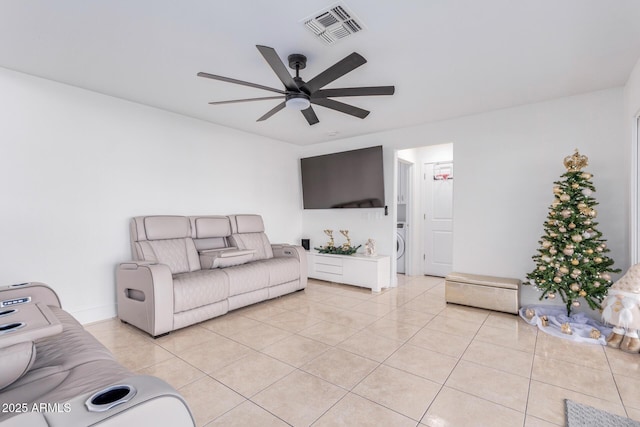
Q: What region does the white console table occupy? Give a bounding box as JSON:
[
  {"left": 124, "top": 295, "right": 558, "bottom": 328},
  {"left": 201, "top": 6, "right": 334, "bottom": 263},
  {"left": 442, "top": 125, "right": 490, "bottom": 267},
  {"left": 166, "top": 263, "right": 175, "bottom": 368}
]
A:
[{"left": 307, "top": 251, "right": 390, "bottom": 292}]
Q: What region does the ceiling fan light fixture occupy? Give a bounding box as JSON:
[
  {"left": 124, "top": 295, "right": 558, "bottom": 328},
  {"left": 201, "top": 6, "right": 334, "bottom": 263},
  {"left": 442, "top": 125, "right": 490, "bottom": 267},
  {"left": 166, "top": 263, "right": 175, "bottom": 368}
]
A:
[
  {"left": 286, "top": 95, "right": 311, "bottom": 110},
  {"left": 199, "top": 45, "right": 394, "bottom": 125}
]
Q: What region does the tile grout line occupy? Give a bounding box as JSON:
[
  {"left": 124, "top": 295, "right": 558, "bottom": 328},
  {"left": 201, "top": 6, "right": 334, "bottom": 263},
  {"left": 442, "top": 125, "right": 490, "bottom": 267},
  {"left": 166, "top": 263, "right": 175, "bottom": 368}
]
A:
[
  {"left": 522, "top": 320, "right": 539, "bottom": 426},
  {"left": 98, "top": 277, "right": 600, "bottom": 426},
  {"left": 420, "top": 310, "right": 531, "bottom": 424}
]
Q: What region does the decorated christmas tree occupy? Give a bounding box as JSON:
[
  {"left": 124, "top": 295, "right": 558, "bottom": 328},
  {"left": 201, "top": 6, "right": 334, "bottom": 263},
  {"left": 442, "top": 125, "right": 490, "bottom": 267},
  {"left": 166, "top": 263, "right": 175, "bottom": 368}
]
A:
[{"left": 525, "top": 150, "right": 620, "bottom": 315}]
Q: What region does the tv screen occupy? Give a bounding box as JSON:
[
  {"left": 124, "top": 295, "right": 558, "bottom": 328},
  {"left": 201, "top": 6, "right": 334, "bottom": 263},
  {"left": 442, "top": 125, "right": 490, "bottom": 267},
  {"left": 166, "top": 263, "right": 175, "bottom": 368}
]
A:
[{"left": 300, "top": 146, "right": 385, "bottom": 209}]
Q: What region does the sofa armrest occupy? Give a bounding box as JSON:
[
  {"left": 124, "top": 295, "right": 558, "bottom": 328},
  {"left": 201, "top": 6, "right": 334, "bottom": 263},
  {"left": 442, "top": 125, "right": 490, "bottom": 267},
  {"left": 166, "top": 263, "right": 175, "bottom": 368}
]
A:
[
  {"left": 271, "top": 245, "right": 308, "bottom": 287},
  {"left": 0, "top": 375, "right": 194, "bottom": 427},
  {"left": 271, "top": 244, "right": 305, "bottom": 261},
  {"left": 199, "top": 248, "right": 256, "bottom": 269},
  {"left": 0, "top": 282, "right": 61, "bottom": 309},
  {"left": 116, "top": 262, "right": 174, "bottom": 337}
]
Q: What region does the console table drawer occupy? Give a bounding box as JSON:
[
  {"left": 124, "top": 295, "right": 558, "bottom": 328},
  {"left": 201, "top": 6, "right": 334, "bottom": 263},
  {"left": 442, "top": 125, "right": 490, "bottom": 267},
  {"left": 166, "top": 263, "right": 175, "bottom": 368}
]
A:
[
  {"left": 315, "top": 263, "right": 343, "bottom": 275},
  {"left": 307, "top": 252, "right": 390, "bottom": 292},
  {"left": 315, "top": 256, "right": 343, "bottom": 267}
]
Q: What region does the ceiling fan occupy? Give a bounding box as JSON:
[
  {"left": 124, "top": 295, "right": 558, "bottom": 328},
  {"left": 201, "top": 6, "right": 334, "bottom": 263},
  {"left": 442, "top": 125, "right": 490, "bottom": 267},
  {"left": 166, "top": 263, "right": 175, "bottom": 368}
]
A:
[{"left": 197, "top": 45, "right": 395, "bottom": 125}]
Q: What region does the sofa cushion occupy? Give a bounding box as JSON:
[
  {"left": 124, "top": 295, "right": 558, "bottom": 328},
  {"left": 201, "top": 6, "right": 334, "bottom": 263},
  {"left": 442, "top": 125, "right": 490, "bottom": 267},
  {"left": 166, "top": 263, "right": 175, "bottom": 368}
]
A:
[
  {"left": 223, "top": 263, "right": 270, "bottom": 296},
  {"left": 193, "top": 216, "right": 231, "bottom": 238},
  {"left": 29, "top": 307, "right": 115, "bottom": 373},
  {"left": 139, "top": 216, "right": 191, "bottom": 240},
  {"left": 191, "top": 216, "right": 233, "bottom": 254},
  {"left": 227, "top": 215, "right": 274, "bottom": 260},
  {"left": 173, "top": 269, "right": 229, "bottom": 313},
  {"left": 131, "top": 216, "right": 200, "bottom": 274},
  {"left": 0, "top": 342, "right": 36, "bottom": 390},
  {"left": 229, "top": 215, "right": 265, "bottom": 234},
  {"left": 257, "top": 257, "right": 302, "bottom": 286},
  {"left": 131, "top": 215, "right": 191, "bottom": 241},
  {"left": 229, "top": 233, "right": 273, "bottom": 261},
  {"left": 137, "top": 238, "right": 200, "bottom": 274}
]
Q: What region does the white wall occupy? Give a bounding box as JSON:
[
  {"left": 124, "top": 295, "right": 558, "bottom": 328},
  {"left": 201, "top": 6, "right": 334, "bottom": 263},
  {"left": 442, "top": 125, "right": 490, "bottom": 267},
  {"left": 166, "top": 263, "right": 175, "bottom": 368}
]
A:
[
  {"left": 298, "top": 142, "right": 396, "bottom": 283},
  {"left": 0, "top": 65, "right": 629, "bottom": 323},
  {"left": 300, "top": 88, "right": 628, "bottom": 310},
  {"left": 0, "top": 68, "right": 302, "bottom": 323}
]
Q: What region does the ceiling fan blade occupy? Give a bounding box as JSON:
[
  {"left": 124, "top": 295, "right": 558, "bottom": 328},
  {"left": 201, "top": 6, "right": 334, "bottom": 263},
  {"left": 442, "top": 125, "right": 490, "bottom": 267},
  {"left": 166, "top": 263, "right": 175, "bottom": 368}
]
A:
[
  {"left": 301, "top": 106, "right": 319, "bottom": 125},
  {"left": 257, "top": 101, "right": 286, "bottom": 122},
  {"left": 256, "top": 45, "right": 299, "bottom": 92},
  {"left": 312, "top": 86, "right": 395, "bottom": 98},
  {"left": 197, "top": 72, "right": 286, "bottom": 95},
  {"left": 302, "top": 53, "right": 367, "bottom": 94},
  {"left": 311, "top": 98, "right": 370, "bottom": 119},
  {"left": 208, "top": 96, "right": 284, "bottom": 105}
]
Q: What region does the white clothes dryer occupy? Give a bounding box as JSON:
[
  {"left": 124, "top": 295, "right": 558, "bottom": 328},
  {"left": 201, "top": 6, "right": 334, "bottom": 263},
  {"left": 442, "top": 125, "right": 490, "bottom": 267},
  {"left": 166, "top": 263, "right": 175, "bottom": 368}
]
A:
[{"left": 396, "top": 222, "right": 406, "bottom": 273}]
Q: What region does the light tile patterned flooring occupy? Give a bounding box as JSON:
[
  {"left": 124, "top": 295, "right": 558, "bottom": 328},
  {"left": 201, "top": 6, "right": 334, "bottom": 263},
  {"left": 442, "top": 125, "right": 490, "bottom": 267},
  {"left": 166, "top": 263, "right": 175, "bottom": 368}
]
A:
[{"left": 85, "top": 275, "right": 640, "bottom": 426}]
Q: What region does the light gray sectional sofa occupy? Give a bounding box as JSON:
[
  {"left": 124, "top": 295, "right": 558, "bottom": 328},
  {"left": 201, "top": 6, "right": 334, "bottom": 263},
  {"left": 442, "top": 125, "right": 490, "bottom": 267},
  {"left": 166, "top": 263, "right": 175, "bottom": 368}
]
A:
[
  {"left": 0, "top": 282, "right": 194, "bottom": 426},
  {"left": 116, "top": 214, "right": 307, "bottom": 337}
]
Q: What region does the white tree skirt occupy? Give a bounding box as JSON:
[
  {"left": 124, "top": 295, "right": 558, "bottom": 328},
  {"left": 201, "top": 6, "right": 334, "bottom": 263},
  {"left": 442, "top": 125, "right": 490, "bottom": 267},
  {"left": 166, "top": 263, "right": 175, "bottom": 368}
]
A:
[{"left": 519, "top": 305, "right": 612, "bottom": 345}]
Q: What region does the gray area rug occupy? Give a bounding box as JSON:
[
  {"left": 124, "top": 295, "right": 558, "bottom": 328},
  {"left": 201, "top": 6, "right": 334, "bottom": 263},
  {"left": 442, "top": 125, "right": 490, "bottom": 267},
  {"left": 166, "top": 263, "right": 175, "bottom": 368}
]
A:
[{"left": 566, "top": 400, "right": 640, "bottom": 427}]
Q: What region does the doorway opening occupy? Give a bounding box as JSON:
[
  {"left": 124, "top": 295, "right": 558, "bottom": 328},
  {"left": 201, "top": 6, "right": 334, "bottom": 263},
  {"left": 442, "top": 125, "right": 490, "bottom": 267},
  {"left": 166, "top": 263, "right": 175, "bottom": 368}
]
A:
[{"left": 397, "top": 143, "right": 454, "bottom": 277}]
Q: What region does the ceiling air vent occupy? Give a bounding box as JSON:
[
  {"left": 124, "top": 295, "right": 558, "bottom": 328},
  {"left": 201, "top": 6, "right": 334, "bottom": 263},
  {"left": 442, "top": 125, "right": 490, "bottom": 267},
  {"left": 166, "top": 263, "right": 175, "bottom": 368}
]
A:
[{"left": 302, "top": 2, "right": 365, "bottom": 45}]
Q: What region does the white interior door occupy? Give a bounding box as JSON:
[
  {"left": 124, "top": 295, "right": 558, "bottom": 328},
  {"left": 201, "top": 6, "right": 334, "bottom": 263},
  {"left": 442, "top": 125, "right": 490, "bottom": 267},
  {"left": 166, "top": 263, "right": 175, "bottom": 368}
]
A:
[{"left": 424, "top": 162, "right": 454, "bottom": 276}]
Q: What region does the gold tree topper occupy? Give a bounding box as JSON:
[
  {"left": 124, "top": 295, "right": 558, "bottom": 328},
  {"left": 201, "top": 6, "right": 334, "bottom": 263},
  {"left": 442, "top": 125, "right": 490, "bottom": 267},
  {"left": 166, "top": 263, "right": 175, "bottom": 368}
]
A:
[{"left": 563, "top": 149, "right": 589, "bottom": 172}]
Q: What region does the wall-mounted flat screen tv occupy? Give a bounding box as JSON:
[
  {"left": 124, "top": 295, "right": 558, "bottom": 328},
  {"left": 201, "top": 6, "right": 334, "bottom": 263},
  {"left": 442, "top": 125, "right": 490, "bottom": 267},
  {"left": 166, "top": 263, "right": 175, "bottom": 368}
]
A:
[{"left": 300, "top": 145, "right": 385, "bottom": 209}]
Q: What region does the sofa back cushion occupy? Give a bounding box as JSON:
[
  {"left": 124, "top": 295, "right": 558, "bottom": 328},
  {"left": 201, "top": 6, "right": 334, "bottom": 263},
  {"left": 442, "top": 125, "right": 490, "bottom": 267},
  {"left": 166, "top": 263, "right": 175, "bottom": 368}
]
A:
[
  {"left": 228, "top": 215, "right": 273, "bottom": 260},
  {"left": 130, "top": 216, "right": 200, "bottom": 274},
  {"left": 190, "top": 216, "right": 232, "bottom": 252}
]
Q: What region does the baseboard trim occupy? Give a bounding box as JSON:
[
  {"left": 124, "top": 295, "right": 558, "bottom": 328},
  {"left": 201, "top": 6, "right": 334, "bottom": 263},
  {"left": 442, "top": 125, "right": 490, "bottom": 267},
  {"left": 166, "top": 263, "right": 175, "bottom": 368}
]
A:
[{"left": 70, "top": 304, "right": 117, "bottom": 325}]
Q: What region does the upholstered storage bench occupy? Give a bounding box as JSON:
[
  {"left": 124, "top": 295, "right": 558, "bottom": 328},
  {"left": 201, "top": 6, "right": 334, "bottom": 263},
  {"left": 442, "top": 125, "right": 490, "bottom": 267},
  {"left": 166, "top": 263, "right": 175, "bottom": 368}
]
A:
[{"left": 445, "top": 272, "right": 521, "bottom": 314}]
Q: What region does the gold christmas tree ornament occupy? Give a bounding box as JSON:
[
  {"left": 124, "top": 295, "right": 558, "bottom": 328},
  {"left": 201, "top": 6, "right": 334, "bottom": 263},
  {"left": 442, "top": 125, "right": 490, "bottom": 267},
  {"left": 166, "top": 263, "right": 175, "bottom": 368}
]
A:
[
  {"left": 560, "top": 322, "right": 573, "bottom": 335},
  {"left": 563, "top": 149, "right": 589, "bottom": 172},
  {"left": 590, "top": 328, "right": 602, "bottom": 339}
]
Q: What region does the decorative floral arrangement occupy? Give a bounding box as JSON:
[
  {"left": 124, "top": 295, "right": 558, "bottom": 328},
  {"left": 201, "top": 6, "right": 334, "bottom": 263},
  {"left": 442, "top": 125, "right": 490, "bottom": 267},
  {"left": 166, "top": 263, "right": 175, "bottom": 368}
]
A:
[
  {"left": 314, "top": 229, "right": 361, "bottom": 255},
  {"left": 314, "top": 244, "right": 362, "bottom": 255}
]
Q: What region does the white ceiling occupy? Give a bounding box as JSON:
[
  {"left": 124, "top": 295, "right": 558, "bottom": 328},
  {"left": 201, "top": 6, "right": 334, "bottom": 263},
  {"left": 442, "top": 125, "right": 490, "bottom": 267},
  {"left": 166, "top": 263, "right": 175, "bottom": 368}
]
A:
[{"left": 2, "top": 1, "right": 640, "bottom": 145}]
